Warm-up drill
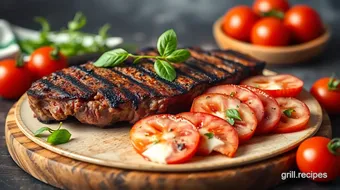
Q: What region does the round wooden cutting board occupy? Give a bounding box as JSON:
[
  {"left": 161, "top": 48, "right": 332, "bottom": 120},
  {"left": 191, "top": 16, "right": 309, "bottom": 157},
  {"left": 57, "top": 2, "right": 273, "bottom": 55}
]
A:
[
  {"left": 13, "top": 88, "right": 322, "bottom": 172},
  {"left": 6, "top": 105, "right": 331, "bottom": 190}
]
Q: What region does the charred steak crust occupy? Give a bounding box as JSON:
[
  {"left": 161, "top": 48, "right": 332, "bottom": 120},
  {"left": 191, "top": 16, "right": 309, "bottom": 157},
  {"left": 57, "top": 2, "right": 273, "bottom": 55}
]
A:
[{"left": 27, "top": 48, "right": 265, "bottom": 127}]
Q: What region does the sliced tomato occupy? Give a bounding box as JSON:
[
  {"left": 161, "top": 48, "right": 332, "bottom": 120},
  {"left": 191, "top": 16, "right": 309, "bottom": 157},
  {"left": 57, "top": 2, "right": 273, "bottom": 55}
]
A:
[
  {"left": 241, "top": 74, "right": 304, "bottom": 97},
  {"left": 205, "top": 85, "right": 264, "bottom": 123},
  {"left": 243, "top": 85, "right": 281, "bottom": 134},
  {"left": 177, "top": 112, "right": 239, "bottom": 157},
  {"left": 274, "top": 97, "right": 310, "bottom": 133},
  {"left": 191, "top": 93, "right": 257, "bottom": 142},
  {"left": 130, "top": 114, "right": 200, "bottom": 164}
]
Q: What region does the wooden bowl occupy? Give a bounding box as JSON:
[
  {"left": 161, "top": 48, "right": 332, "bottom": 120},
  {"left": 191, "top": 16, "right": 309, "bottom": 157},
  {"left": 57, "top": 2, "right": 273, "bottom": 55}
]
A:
[{"left": 213, "top": 17, "right": 331, "bottom": 65}]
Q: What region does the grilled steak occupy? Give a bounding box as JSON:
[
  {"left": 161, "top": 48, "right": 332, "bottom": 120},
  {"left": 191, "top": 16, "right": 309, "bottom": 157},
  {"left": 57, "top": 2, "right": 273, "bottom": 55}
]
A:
[{"left": 27, "top": 47, "right": 265, "bottom": 127}]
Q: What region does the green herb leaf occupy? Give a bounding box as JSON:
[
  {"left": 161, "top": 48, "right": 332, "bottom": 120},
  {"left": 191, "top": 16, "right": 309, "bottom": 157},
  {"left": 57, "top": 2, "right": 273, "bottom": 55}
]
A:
[
  {"left": 34, "top": 17, "right": 50, "bottom": 42},
  {"left": 204, "top": 133, "right": 214, "bottom": 139},
  {"left": 68, "top": 12, "right": 87, "bottom": 31},
  {"left": 226, "top": 109, "right": 242, "bottom": 121},
  {"left": 166, "top": 49, "right": 191, "bottom": 63},
  {"left": 34, "top": 127, "right": 52, "bottom": 137},
  {"left": 154, "top": 59, "right": 176, "bottom": 81},
  {"left": 227, "top": 118, "right": 235, "bottom": 126},
  {"left": 133, "top": 57, "right": 144, "bottom": 64},
  {"left": 157, "top": 29, "right": 177, "bottom": 56},
  {"left": 283, "top": 108, "right": 295, "bottom": 118},
  {"left": 261, "top": 10, "right": 285, "bottom": 19},
  {"left": 328, "top": 75, "right": 340, "bottom": 91},
  {"left": 98, "top": 24, "right": 111, "bottom": 40},
  {"left": 47, "top": 129, "right": 72, "bottom": 145},
  {"left": 93, "top": 48, "right": 129, "bottom": 67}
]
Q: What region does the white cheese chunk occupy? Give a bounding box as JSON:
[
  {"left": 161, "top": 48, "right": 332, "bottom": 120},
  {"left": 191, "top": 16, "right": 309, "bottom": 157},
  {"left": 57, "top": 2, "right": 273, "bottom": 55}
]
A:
[
  {"left": 142, "top": 143, "right": 172, "bottom": 164},
  {"left": 199, "top": 128, "right": 224, "bottom": 154}
]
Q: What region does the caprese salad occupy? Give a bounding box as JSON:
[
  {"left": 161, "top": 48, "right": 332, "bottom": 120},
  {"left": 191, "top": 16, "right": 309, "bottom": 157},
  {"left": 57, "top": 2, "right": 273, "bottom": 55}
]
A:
[{"left": 130, "top": 74, "right": 311, "bottom": 164}]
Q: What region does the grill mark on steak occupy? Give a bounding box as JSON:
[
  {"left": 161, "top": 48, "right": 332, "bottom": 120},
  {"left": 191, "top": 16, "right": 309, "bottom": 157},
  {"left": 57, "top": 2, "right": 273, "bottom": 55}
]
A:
[
  {"left": 75, "top": 66, "right": 139, "bottom": 108},
  {"left": 40, "top": 79, "right": 73, "bottom": 98},
  {"left": 184, "top": 60, "right": 219, "bottom": 82},
  {"left": 54, "top": 71, "right": 93, "bottom": 99},
  {"left": 109, "top": 69, "right": 160, "bottom": 97},
  {"left": 132, "top": 61, "right": 187, "bottom": 93}
]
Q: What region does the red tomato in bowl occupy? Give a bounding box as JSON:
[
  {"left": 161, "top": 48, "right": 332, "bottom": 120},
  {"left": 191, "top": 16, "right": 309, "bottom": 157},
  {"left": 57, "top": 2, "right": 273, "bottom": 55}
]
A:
[
  {"left": 191, "top": 93, "right": 257, "bottom": 142},
  {"left": 177, "top": 112, "right": 239, "bottom": 157},
  {"left": 296, "top": 137, "right": 340, "bottom": 182},
  {"left": 222, "top": 6, "right": 259, "bottom": 42},
  {"left": 0, "top": 59, "right": 33, "bottom": 99},
  {"left": 28, "top": 46, "right": 68, "bottom": 80},
  {"left": 274, "top": 97, "right": 310, "bottom": 133},
  {"left": 310, "top": 77, "right": 340, "bottom": 114},
  {"left": 130, "top": 114, "right": 200, "bottom": 164},
  {"left": 241, "top": 74, "right": 304, "bottom": 97},
  {"left": 284, "top": 5, "right": 323, "bottom": 43},
  {"left": 253, "top": 0, "right": 290, "bottom": 15},
  {"left": 251, "top": 17, "right": 291, "bottom": 46}
]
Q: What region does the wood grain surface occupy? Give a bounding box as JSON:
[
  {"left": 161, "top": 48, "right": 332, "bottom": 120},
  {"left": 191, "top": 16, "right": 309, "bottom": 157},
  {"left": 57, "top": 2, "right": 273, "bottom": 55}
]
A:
[{"left": 5, "top": 103, "right": 332, "bottom": 190}]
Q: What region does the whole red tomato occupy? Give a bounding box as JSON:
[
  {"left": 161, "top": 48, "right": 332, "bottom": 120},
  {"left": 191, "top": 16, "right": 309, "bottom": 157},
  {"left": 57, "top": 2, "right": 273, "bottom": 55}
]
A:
[
  {"left": 310, "top": 77, "right": 340, "bottom": 114},
  {"left": 222, "top": 6, "right": 259, "bottom": 42},
  {"left": 253, "top": 0, "right": 290, "bottom": 15},
  {"left": 251, "top": 17, "right": 290, "bottom": 46},
  {"left": 28, "top": 46, "right": 67, "bottom": 80},
  {"left": 296, "top": 137, "right": 340, "bottom": 182},
  {"left": 0, "top": 59, "right": 33, "bottom": 99},
  {"left": 284, "top": 5, "right": 323, "bottom": 43}
]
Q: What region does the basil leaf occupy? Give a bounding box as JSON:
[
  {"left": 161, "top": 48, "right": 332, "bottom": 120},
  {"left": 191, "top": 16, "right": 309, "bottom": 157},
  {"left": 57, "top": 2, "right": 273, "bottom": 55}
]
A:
[
  {"left": 93, "top": 48, "right": 129, "bottom": 67},
  {"left": 227, "top": 118, "right": 235, "bottom": 126},
  {"left": 166, "top": 49, "right": 191, "bottom": 63},
  {"left": 204, "top": 133, "right": 214, "bottom": 139},
  {"left": 68, "top": 12, "right": 87, "bottom": 31},
  {"left": 154, "top": 60, "right": 176, "bottom": 81},
  {"left": 283, "top": 108, "right": 295, "bottom": 118},
  {"left": 34, "top": 127, "right": 52, "bottom": 137},
  {"left": 157, "top": 29, "right": 177, "bottom": 56},
  {"left": 47, "top": 129, "right": 72, "bottom": 145},
  {"left": 226, "top": 109, "right": 242, "bottom": 121},
  {"left": 98, "top": 24, "right": 111, "bottom": 40}
]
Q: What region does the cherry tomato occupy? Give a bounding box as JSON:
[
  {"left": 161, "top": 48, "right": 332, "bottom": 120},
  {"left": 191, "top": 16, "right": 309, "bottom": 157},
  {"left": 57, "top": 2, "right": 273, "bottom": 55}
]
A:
[
  {"left": 253, "top": 0, "right": 290, "bottom": 15},
  {"left": 284, "top": 5, "right": 323, "bottom": 43},
  {"left": 222, "top": 6, "right": 259, "bottom": 42},
  {"left": 242, "top": 85, "right": 281, "bottom": 134},
  {"left": 274, "top": 97, "right": 310, "bottom": 133},
  {"left": 297, "top": 137, "right": 340, "bottom": 182},
  {"left": 310, "top": 77, "right": 340, "bottom": 114},
  {"left": 241, "top": 74, "right": 304, "bottom": 97},
  {"left": 251, "top": 17, "right": 290, "bottom": 46},
  {"left": 28, "top": 46, "right": 67, "bottom": 80},
  {"left": 130, "top": 114, "right": 200, "bottom": 164},
  {"left": 0, "top": 59, "right": 33, "bottom": 99},
  {"left": 205, "top": 84, "right": 264, "bottom": 123},
  {"left": 177, "top": 112, "right": 239, "bottom": 157},
  {"left": 191, "top": 93, "right": 257, "bottom": 142}
]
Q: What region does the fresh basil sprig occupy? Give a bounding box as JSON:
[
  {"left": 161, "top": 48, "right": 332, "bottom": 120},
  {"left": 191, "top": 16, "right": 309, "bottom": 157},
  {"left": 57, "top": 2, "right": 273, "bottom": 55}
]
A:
[
  {"left": 93, "top": 29, "right": 191, "bottom": 81},
  {"left": 34, "top": 122, "right": 72, "bottom": 145},
  {"left": 283, "top": 108, "right": 295, "bottom": 118}
]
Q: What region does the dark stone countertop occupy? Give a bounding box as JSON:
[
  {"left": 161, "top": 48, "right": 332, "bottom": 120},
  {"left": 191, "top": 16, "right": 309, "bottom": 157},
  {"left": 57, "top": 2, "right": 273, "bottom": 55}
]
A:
[{"left": 0, "top": 0, "right": 339, "bottom": 189}]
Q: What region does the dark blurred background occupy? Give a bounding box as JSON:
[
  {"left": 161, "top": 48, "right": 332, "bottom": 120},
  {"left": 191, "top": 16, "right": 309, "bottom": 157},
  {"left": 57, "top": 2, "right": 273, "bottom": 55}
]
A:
[{"left": 1, "top": 1, "right": 340, "bottom": 189}]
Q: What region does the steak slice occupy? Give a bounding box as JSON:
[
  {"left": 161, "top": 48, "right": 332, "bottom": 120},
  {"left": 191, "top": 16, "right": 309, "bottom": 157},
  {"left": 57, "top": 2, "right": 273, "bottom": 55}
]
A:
[{"left": 27, "top": 47, "right": 265, "bottom": 127}]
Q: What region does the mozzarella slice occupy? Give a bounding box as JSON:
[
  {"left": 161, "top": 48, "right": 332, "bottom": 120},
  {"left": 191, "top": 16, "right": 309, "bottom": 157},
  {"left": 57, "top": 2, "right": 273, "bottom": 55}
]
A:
[
  {"left": 142, "top": 143, "right": 172, "bottom": 164},
  {"left": 199, "top": 128, "right": 224, "bottom": 154}
]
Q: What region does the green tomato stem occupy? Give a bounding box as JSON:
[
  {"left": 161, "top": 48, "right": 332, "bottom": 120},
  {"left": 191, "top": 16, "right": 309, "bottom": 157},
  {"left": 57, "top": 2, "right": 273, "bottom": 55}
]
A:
[
  {"left": 15, "top": 53, "right": 25, "bottom": 67},
  {"left": 327, "top": 138, "right": 340, "bottom": 156},
  {"left": 50, "top": 46, "right": 60, "bottom": 60}
]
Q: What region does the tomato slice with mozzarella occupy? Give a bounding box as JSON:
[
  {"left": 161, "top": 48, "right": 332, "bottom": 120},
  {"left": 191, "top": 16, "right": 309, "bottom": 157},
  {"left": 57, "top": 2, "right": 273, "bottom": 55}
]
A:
[
  {"left": 130, "top": 114, "right": 200, "bottom": 164},
  {"left": 191, "top": 93, "right": 257, "bottom": 142},
  {"left": 274, "top": 97, "right": 310, "bottom": 133},
  {"left": 243, "top": 85, "right": 281, "bottom": 134},
  {"left": 241, "top": 74, "right": 304, "bottom": 97},
  {"left": 205, "top": 84, "right": 264, "bottom": 123},
  {"left": 177, "top": 112, "right": 239, "bottom": 157}
]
